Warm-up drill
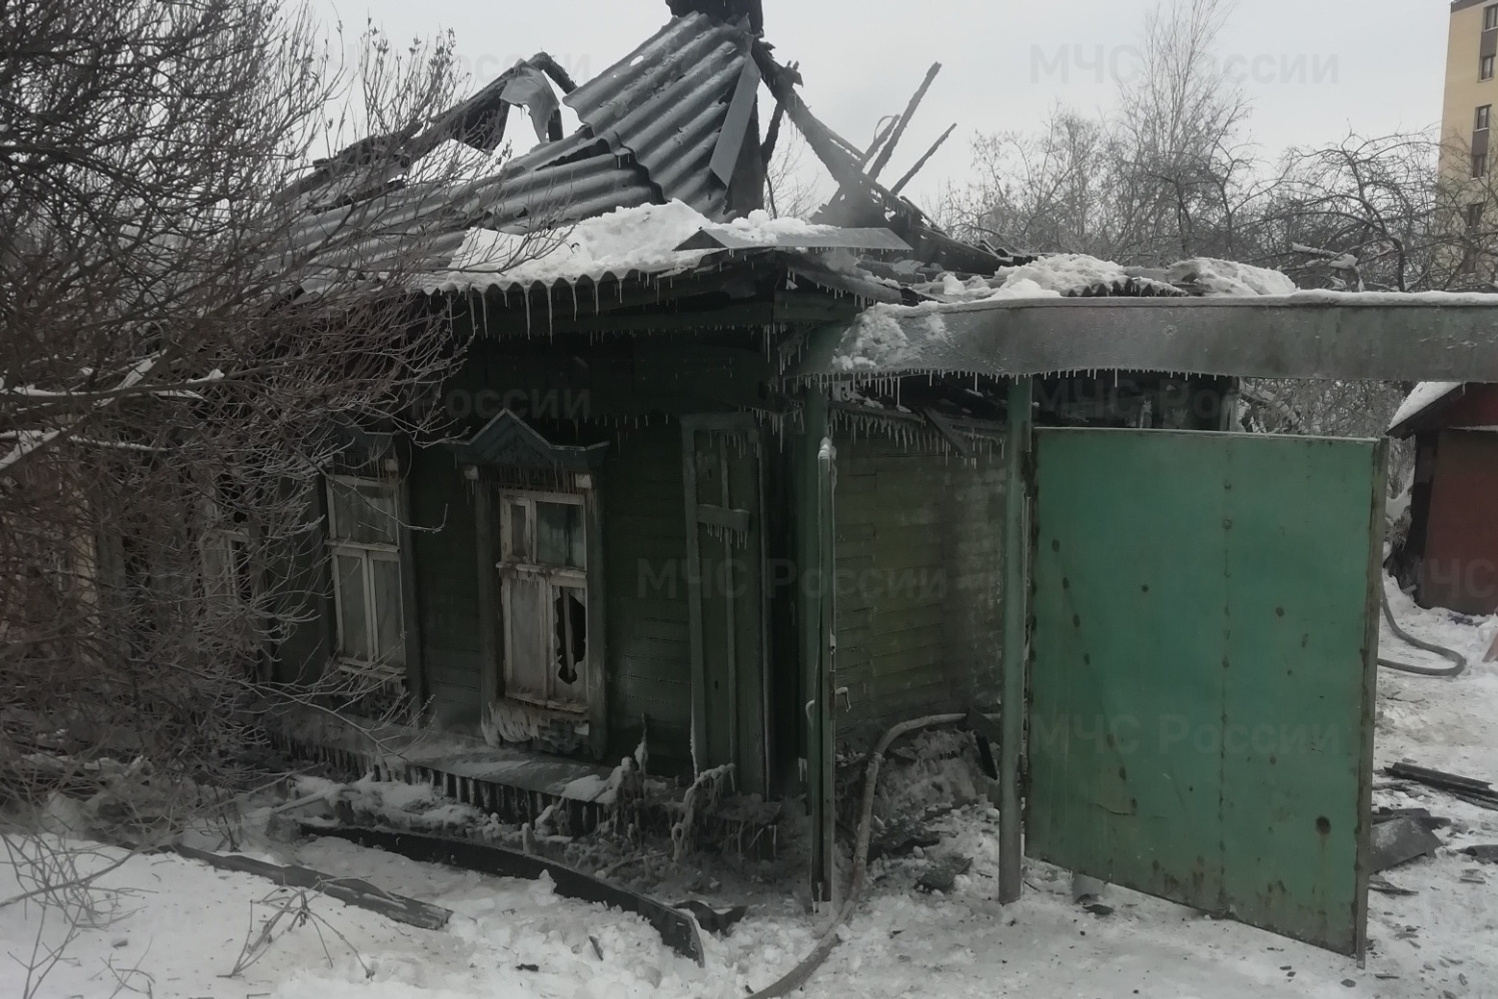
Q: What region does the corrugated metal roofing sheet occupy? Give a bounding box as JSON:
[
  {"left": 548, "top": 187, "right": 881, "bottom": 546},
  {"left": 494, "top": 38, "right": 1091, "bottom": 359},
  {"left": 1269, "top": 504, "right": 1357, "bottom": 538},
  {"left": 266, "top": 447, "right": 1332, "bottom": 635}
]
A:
[
  {"left": 566, "top": 13, "right": 749, "bottom": 219},
  {"left": 286, "top": 14, "right": 754, "bottom": 293}
]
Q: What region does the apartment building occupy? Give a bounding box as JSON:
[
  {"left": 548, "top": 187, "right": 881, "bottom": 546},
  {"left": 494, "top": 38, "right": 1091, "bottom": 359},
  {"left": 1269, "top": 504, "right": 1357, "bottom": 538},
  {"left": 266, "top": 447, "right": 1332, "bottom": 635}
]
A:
[{"left": 1442, "top": 2, "right": 1498, "bottom": 276}]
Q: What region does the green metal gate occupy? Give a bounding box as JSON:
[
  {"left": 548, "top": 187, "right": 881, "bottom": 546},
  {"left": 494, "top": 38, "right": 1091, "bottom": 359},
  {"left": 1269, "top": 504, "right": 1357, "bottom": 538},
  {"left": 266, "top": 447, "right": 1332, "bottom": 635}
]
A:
[{"left": 1027, "top": 428, "right": 1385, "bottom": 956}]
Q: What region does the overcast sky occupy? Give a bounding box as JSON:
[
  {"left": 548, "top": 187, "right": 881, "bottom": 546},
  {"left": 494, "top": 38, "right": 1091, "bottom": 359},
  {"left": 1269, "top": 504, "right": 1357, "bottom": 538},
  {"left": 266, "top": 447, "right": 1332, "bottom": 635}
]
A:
[{"left": 304, "top": 0, "right": 1448, "bottom": 208}]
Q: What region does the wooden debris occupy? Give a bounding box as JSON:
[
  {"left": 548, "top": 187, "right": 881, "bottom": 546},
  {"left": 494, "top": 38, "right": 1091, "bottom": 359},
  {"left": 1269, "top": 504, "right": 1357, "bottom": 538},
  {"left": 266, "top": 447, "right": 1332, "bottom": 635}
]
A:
[
  {"left": 1368, "top": 875, "right": 1418, "bottom": 897},
  {"left": 171, "top": 845, "right": 451, "bottom": 931},
  {"left": 966, "top": 707, "right": 1001, "bottom": 781},
  {"left": 916, "top": 856, "right": 972, "bottom": 894},
  {"left": 301, "top": 823, "right": 706, "bottom": 965},
  {"left": 1373, "top": 806, "right": 1451, "bottom": 830},
  {"left": 672, "top": 899, "right": 748, "bottom": 936},
  {"left": 1387, "top": 761, "right": 1493, "bottom": 793},
  {"left": 868, "top": 815, "right": 940, "bottom": 862},
  {"left": 891, "top": 124, "right": 957, "bottom": 196},
  {"left": 1460, "top": 844, "right": 1498, "bottom": 864},
  {"left": 866, "top": 63, "right": 942, "bottom": 181},
  {"left": 1385, "top": 762, "right": 1498, "bottom": 809}
]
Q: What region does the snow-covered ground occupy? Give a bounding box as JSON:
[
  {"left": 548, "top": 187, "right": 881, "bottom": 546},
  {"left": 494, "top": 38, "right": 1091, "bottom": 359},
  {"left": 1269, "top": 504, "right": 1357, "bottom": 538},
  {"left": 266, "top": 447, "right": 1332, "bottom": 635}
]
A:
[{"left": 3, "top": 575, "right": 1495, "bottom": 999}]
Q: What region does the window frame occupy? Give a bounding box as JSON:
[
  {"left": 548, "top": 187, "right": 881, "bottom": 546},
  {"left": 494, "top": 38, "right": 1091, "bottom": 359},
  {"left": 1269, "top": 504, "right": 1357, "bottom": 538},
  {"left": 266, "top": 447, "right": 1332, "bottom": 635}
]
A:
[
  {"left": 1475, "top": 152, "right": 1490, "bottom": 179},
  {"left": 202, "top": 527, "right": 254, "bottom": 606},
  {"left": 497, "top": 489, "right": 591, "bottom": 712},
  {"left": 1485, "top": 4, "right": 1498, "bottom": 31},
  {"left": 1479, "top": 105, "right": 1493, "bottom": 132},
  {"left": 1483, "top": 54, "right": 1495, "bottom": 81},
  {"left": 326, "top": 474, "right": 406, "bottom": 681}
]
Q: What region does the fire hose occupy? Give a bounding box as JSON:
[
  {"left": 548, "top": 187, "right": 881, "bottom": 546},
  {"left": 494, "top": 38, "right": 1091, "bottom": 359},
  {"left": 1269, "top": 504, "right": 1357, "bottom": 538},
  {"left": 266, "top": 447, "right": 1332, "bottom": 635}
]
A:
[
  {"left": 745, "top": 713, "right": 967, "bottom": 999},
  {"left": 1378, "top": 583, "right": 1468, "bottom": 678}
]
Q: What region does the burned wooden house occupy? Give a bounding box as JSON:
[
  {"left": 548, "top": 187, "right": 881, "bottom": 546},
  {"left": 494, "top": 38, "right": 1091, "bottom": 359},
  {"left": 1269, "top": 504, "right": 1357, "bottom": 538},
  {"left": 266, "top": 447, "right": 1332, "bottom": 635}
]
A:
[
  {"left": 264, "top": 0, "right": 1498, "bottom": 962},
  {"left": 273, "top": 4, "right": 1253, "bottom": 795}
]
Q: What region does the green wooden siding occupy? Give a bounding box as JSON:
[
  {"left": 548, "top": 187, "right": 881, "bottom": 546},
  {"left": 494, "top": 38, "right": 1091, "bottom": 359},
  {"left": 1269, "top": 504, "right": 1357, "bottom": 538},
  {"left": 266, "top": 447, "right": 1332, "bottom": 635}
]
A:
[
  {"left": 407, "top": 447, "right": 484, "bottom": 728},
  {"left": 831, "top": 435, "right": 1006, "bottom": 748},
  {"left": 602, "top": 425, "right": 695, "bottom": 771}
]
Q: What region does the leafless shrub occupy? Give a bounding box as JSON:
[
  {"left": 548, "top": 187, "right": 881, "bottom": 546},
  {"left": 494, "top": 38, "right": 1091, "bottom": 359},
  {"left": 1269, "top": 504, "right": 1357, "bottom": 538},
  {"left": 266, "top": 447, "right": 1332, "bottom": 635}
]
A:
[
  {"left": 1, "top": 836, "right": 143, "bottom": 999},
  {"left": 0, "top": 0, "right": 558, "bottom": 921},
  {"left": 223, "top": 886, "right": 369, "bottom": 980}
]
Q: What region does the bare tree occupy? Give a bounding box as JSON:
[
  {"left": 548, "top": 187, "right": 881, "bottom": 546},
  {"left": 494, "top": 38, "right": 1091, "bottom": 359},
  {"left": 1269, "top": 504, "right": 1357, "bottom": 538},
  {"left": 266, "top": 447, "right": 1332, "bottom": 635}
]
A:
[
  {"left": 945, "top": 0, "right": 1267, "bottom": 263},
  {"left": 941, "top": 0, "right": 1441, "bottom": 462},
  {"left": 764, "top": 126, "right": 824, "bottom": 220},
  {"left": 0, "top": 0, "right": 557, "bottom": 859}
]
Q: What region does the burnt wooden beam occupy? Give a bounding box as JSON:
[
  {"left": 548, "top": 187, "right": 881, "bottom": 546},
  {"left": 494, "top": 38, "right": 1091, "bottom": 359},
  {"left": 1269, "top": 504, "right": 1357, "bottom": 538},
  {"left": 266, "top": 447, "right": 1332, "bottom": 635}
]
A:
[
  {"left": 859, "top": 115, "right": 900, "bottom": 170},
  {"left": 751, "top": 43, "right": 1001, "bottom": 275},
  {"left": 172, "top": 845, "right": 452, "bottom": 931},
  {"left": 301, "top": 824, "right": 706, "bottom": 964},
  {"left": 867, "top": 63, "right": 941, "bottom": 181},
  {"left": 760, "top": 90, "right": 787, "bottom": 169},
  {"left": 892, "top": 123, "right": 957, "bottom": 195}
]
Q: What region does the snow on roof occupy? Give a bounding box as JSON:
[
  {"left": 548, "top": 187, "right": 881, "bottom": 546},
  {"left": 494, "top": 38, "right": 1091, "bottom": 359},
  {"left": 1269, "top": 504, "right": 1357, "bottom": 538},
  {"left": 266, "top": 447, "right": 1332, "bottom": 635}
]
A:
[
  {"left": 1000, "top": 254, "right": 1139, "bottom": 296},
  {"left": 423, "top": 200, "right": 718, "bottom": 293},
  {"left": 916, "top": 253, "right": 1292, "bottom": 304},
  {"left": 1165, "top": 258, "right": 1298, "bottom": 297},
  {"left": 1389, "top": 382, "right": 1465, "bottom": 434},
  {"left": 420, "top": 203, "right": 915, "bottom": 295},
  {"left": 830, "top": 279, "right": 1065, "bottom": 373},
  {"left": 830, "top": 254, "right": 1302, "bottom": 371}
]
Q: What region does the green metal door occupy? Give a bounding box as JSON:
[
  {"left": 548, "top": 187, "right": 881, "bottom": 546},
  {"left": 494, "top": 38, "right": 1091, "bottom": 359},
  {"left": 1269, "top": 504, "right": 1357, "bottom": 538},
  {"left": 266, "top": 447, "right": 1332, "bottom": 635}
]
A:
[
  {"left": 683, "top": 415, "right": 769, "bottom": 796},
  {"left": 1027, "top": 429, "right": 1385, "bottom": 956}
]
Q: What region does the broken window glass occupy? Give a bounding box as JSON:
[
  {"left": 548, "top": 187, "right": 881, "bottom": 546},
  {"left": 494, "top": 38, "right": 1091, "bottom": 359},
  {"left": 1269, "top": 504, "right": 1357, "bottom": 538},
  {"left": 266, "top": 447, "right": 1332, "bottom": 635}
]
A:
[
  {"left": 553, "top": 586, "right": 587, "bottom": 685},
  {"left": 499, "top": 492, "right": 591, "bottom": 709}
]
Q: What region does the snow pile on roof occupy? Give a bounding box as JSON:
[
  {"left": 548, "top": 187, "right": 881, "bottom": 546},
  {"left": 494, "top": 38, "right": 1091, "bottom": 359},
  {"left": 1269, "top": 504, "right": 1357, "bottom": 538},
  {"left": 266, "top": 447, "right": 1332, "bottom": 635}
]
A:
[
  {"left": 1389, "top": 381, "right": 1464, "bottom": 433},
  {"left": 1166, "top": 257, "right": 1297, "bottom": 297},
  {"left": 830, "top": 304, "right": 948, "bottom": 373},
  {"left": 831, "top": 280, "right": 1065, "bottom": 373},
  {"left": 922, "top": 254, "right": 1204, "bottom": 304},
  {"left": 998, "top": 254, "right": 1138, "bottom": 296},
  {"left": 713, "top": 210, "right": 847, "bottom": 244},
  {"left": 426, "top": 200, "right": 718, "bottom": 292}
]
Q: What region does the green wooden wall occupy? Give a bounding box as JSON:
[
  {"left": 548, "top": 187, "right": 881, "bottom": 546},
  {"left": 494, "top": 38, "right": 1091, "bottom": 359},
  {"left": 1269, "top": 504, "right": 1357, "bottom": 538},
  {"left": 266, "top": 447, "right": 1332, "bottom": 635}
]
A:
[
  {"left": 601, "top": 425, "right": 695, "bottom": 772},
  {"left": 407, "top": 446, "right": 484, "bottom": 729},
  {"left": 831, "top": 435, "right": 1006, "bottom": 748}
]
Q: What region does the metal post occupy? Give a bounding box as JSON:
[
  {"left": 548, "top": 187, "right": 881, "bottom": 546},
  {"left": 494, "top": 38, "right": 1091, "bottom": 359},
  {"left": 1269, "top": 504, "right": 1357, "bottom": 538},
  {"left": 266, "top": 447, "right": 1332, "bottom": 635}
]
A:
[
  {"left": 1000, "top": 377, "right": 1033, "bottom": 904},
  {"left": 798, "top": 383, "right": 836, "bottom": 907},
  {"left": 816, "top": 434, "right": 838, "bottom": 911}
]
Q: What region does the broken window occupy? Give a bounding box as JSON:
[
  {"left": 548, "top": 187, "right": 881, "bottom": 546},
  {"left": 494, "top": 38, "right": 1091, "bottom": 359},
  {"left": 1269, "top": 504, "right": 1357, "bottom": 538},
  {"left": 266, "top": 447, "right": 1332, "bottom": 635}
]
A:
[
  {"left": 498, "top": 491, "right": 590, "bottom": 710},
  {"left": 326, "top": 476, "right": 406, "bottom": 681}
]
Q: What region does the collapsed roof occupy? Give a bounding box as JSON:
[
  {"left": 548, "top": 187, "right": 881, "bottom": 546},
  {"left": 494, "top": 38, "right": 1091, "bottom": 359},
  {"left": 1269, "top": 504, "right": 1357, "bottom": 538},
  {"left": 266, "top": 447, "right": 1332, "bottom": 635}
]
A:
[
  {"left": 280, "top": 4, "right": 1498, "bottom": 389},
  {"left": 282, "top": 4, "right": 1029, "bottom": 296}
]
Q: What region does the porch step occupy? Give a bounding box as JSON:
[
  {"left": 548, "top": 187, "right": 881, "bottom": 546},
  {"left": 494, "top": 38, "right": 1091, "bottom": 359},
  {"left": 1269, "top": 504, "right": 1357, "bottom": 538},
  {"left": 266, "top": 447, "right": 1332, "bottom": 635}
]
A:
[{"left": 267, "top": 709, "right": 616, "bottom": 833}]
